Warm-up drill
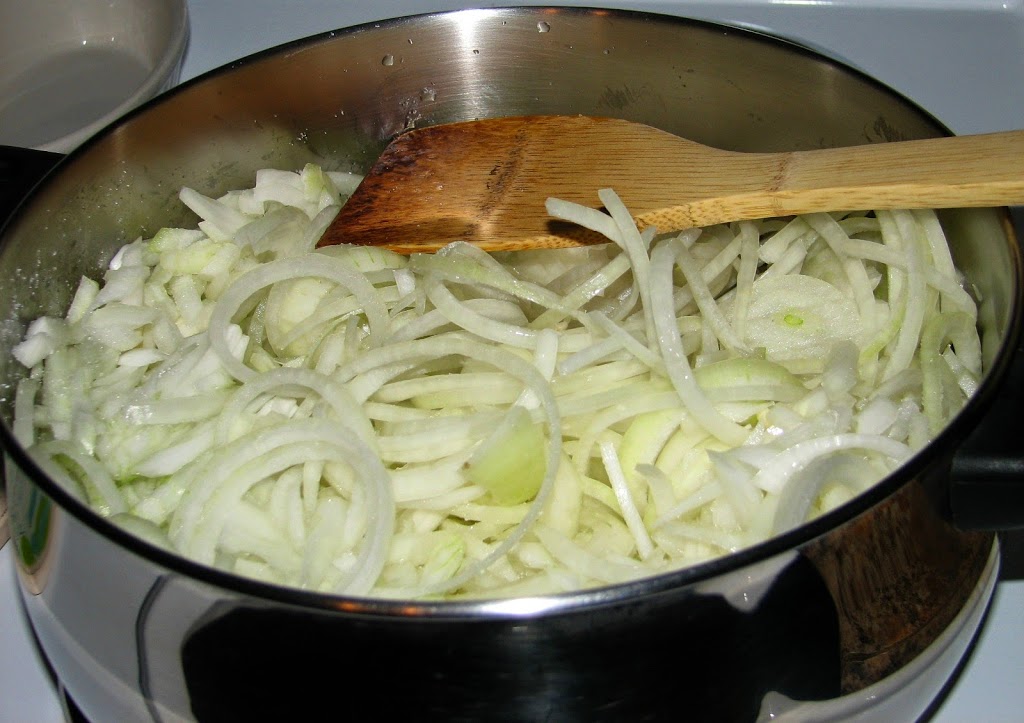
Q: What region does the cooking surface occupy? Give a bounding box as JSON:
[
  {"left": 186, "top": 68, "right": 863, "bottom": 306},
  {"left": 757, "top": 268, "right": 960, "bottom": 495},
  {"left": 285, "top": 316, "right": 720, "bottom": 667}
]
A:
[{"left": 2, "top": 1, "right": 1023, "bottom": 720}]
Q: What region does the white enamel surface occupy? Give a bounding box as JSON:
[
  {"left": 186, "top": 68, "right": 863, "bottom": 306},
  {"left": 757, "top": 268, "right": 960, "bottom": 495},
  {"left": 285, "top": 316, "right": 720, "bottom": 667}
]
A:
[
  {"left": 2, "top": 1, "right": 1023, "bottom": 720},
  {"left": 0, "top": 0, "right": 189, "bottom": 152}
]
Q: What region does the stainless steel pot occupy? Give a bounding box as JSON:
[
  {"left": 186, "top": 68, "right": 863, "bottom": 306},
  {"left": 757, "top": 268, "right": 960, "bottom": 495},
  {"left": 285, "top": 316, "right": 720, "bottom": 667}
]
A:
[{"left": 1, "top": 8, "right": 1021, "bottom": 722}]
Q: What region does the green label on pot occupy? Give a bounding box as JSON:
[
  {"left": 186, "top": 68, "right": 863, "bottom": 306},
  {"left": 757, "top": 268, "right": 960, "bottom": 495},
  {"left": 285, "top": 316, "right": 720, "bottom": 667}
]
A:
[{"left": 5, "top": 458, "right": 52, "bottom": 573}]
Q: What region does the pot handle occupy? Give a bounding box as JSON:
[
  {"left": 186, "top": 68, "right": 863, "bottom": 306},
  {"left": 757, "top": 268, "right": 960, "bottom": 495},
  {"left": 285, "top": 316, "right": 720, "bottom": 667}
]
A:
[
  {"left": 950, "top": 333, "right": 1024, "bottom": 531},
  {"left": 0, "top": 145, "right": 65, "bottom": 226}
]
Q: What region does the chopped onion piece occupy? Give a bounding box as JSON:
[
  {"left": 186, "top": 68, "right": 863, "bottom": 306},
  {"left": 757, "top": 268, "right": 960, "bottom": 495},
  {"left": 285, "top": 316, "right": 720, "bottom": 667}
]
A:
[{"left": 13, "top": 162, "right": 983, "bottom": 600}]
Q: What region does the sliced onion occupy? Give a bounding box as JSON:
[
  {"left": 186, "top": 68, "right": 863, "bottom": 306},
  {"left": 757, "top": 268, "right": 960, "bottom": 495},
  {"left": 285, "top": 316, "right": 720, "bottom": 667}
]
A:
[
  {"left": 209, "top": 255, "right": 391, "bottom": 382},
  {"left": 13, "top": 157, "right": 983, "bottom": 602}
]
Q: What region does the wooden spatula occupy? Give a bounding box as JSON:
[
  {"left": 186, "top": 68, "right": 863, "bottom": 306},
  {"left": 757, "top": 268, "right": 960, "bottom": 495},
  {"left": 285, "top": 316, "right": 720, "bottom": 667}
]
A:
[{"left": 317, "top": 115, "right": 1024, "bottom": 254}]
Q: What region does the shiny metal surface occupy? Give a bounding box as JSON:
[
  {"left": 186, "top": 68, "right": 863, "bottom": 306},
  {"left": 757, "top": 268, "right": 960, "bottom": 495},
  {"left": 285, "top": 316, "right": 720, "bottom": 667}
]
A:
[{"left": 0, "top": 7, "right": 1020, "bottom": 721}]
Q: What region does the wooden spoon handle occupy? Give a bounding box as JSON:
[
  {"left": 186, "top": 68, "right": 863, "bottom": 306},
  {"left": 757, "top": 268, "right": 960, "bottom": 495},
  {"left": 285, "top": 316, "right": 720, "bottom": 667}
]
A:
[
  {"left": 643, "top": 129, "right": 1024, "bottom": 231},
  {"left": 321, "top": 116, "right": 1024, "bottom": 253}
]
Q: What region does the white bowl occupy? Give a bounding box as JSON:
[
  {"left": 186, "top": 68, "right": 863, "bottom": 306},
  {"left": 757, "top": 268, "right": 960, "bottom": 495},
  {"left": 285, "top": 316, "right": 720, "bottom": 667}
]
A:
[{"left": 0, "top": 0, "right": 189, "bottom": 153}]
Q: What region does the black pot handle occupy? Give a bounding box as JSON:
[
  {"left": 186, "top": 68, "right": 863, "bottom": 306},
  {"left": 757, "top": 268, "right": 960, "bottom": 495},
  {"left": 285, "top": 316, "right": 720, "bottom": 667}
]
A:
[
  {"left": 950, "top": 333, "right": 1024, "bottom": 531},
  {"left": 0, "top": 145, "right": 65, "bottom": 228}
]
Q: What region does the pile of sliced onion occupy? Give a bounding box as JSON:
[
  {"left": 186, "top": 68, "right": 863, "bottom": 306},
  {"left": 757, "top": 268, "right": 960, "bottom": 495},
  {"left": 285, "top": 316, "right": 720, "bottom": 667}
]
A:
[{"left": 12, "top": 163, "right": 981, "bottom": 599}]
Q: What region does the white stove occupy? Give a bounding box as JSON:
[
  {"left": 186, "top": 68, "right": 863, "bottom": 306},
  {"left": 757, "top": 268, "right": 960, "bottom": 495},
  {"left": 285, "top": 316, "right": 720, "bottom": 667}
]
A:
[{"left": 2, "top": 1, "right": 1023, "bottom": 720}]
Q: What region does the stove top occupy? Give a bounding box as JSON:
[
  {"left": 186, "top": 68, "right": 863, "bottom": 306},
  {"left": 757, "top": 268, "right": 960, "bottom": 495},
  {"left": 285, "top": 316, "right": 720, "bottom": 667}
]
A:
[{"left": 2, "top": 1, "right": 1022, "bottom": 721}]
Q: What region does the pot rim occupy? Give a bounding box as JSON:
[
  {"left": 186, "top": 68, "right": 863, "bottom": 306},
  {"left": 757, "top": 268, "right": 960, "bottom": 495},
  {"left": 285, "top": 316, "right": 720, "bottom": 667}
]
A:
[{"left": 2, "top": 5, "right": 1021, "bottom": 618}]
